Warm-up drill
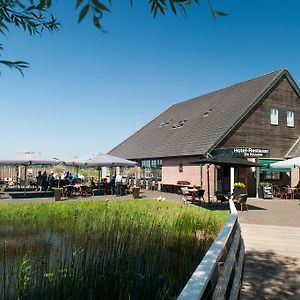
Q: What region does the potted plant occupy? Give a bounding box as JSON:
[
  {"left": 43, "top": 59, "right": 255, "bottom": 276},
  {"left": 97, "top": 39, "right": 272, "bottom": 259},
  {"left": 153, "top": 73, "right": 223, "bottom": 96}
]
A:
[
  {"left": 233, "top": 182, "right": 246, "bottom": 197},
  {"left": 132, "top": 185, "right": 140, "bottom": 199},
  {"left": 52, "top": 165, "right": 65, "bottom": 201}
]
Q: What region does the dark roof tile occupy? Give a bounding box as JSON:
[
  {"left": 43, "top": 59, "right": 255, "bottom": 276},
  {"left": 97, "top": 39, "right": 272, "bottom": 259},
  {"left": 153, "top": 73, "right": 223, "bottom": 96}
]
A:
[{"left": 109, "top": 69, "right": 287, "bottom": 159}]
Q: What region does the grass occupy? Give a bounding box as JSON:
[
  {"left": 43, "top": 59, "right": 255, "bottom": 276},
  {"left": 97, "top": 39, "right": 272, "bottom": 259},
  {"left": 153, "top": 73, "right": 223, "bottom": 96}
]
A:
[{"left": 0, "top": 199, "right": 228, "bottom": 299}]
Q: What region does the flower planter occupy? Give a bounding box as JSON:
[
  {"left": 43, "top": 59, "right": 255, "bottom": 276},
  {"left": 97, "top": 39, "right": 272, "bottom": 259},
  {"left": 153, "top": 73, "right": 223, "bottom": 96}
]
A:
[
  {"left": 132, "top": 187, "right": 140, "bottom": 199},
  {"left": 54, "top": 188, "right": 62, "bottom": 201}
]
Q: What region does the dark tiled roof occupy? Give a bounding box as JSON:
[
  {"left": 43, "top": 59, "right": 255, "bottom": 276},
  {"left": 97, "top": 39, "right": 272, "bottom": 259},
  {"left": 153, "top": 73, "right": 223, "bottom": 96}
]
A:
[{"left": 109, "top": 69, "right": 287, "bottom": 160}]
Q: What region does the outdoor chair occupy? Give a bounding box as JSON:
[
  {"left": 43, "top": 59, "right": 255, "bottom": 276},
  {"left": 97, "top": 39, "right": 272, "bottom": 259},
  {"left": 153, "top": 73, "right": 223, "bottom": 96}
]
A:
[
  {"left": 85, "top": 186, "right": 94, "bottom": 197},
  {"left": 239, "top": 194, "right": 248, "bottom": 212},
  {"left": 180, "top": 187, "right": 191, "bottom": 204},
  {"left": 80, "top": 185, "right": 88, "bottom": 197},
  {"left": 195, "top": 189, "right": 205, "bottom": 202},
  {"left": 216, "top": 193, "right": 228, "bottom": 203},
  {"left": 273, "top": 185, "right": 283, "bottom": 198},
  {"left": 65, "top": 185, "right": 74, "bottom": 197},
  {"left": 278, "top": 186, "right": 289, "bottom": 199}
]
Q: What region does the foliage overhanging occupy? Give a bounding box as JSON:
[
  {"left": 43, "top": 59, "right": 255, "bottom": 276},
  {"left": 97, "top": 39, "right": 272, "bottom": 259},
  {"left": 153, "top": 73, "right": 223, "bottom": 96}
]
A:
[{"left": 0, "top": 0, "right": 227, "bottom": 75}]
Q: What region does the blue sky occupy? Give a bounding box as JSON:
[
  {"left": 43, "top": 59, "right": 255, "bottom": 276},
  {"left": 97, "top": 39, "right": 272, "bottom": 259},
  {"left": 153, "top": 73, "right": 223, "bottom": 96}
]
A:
[{"left": 1, "top": 0, "right": 300, "bottom": 159}]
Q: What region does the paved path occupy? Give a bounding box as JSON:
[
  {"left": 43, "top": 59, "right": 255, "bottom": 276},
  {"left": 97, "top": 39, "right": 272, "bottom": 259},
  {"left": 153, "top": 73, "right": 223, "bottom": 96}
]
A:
[{"left": 238, "top": 198, "right": 300, "bottom": 300}]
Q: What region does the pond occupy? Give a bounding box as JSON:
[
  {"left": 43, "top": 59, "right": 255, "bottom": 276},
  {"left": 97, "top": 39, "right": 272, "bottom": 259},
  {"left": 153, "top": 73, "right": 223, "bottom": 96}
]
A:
[{"left": 0, "top": 200, "right": 227, "bottom": 299}]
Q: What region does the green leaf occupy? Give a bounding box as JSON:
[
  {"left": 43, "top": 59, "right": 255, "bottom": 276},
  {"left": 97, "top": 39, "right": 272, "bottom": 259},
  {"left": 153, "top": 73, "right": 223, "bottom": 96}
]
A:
[
  {"left": 93, "top": 15, "right": 101, "bottom": 29},
  {"left": 170, "top": 0, "right": 177, "bottom": 15},
  {"left": 76, "top": 0, "right": 84, "bottom": 9},
  {"left": 37, "top": 0, "right": 46, "bottom": 10},
  {"left": 78, "top": 4, "right": 90, "bottom": 23},
  {"left": 92, "top": 0, "right": 110, "bottom": 12},
  {"left": 212, "top": 10, "right": 228, "bottom": 17}
]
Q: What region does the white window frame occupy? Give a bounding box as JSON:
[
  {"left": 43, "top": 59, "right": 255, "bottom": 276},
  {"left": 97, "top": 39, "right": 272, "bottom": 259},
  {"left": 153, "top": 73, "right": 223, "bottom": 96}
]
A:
[
  {"left": 270, "top": 107, "right": 279, "bottom": 125},
  {"left": 286, "top": 110, "right": 295, "bottom": 127}
]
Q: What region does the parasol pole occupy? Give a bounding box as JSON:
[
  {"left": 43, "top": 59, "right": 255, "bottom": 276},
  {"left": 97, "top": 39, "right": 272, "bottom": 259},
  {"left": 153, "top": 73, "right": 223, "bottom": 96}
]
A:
[
  {"left": 207, "top": 164, "right": 210, "bottom": 203},
  {"left": 98, "top": 167, "right": 102, "bottom": 192},
  {"left": 24, "top": 165, "right": 27, "bottom": 196}
]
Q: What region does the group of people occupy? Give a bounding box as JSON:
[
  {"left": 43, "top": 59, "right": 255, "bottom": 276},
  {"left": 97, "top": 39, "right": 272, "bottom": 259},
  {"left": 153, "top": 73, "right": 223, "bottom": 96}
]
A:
[
  {"left": 34, "top": 171, "right": 81, "bottom": 191},
  {"left": 34, "top": 171, "right": 55, "bottom": 191},
  {"left": 91, "top": 175, "right": 132, "bottom": 197}
]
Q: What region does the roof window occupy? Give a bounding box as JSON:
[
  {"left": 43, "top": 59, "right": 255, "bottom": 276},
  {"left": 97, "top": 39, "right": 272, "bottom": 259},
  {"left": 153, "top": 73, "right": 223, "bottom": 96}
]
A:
[
  {"left": 203, "top": 109, "right": 212, "bottom": 118},
  {"left": 172, "top": 120, "right": 187, "bottom": 129},
  {"left": 158, "top": 118, "right": 173, "bottom": 128}
]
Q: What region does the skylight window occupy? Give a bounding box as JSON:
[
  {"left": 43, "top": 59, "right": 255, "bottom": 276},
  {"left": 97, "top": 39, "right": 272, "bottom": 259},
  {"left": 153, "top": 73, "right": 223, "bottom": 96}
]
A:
[
  {"left": 203, "top": 109, "right": 212, "bottom": 118},
  {"left": 172, "top": 120, "right": 187, "bottom": 129},
  {"left": 158, "top": 119, "right": 173, "bottom": 128}
]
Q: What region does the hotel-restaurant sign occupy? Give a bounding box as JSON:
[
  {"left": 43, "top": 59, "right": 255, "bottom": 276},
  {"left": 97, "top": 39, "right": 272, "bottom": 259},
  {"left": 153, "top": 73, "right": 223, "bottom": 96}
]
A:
[{"left": 211, "top": 147, "right": 269, "bottom": 158}]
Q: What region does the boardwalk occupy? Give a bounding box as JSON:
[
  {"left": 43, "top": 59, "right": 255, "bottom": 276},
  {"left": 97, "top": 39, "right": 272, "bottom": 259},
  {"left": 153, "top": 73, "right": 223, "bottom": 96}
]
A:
[{"left": 238, "top": 198, "right": 300, "bottom": 299}]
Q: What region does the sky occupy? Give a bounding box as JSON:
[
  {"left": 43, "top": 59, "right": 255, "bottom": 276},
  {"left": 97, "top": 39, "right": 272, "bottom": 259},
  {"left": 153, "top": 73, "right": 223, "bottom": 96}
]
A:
[{"left": 1, "top": 0, "right": 300, "bottom": 159}]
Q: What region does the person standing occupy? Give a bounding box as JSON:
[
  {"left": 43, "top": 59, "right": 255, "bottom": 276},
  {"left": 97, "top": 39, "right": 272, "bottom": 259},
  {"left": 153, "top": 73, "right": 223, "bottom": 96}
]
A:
[
  {"left": 115, "top": 173, "right": 123, "bottom": 197},
  {"left": 42, "top": 171, "right": 48, "bottom": 191},
  {"left": 36, "top": 171, "right": 43, "bottom": 191}
]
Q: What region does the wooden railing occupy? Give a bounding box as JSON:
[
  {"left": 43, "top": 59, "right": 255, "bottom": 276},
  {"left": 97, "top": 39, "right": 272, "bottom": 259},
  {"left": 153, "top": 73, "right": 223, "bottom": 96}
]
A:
[{"left": 177, "top": 199, "right": 244, "bottom": 300}]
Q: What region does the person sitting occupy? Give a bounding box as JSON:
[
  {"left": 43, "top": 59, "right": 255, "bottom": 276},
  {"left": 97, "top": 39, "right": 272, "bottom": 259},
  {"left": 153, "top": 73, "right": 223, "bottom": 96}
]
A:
[
  {"left": 103, "top": 178, "right": 111, "bottom": 195},
  {"left": 47, "top": 173, "right": 55, "bottom": 190},
  {"left": 90, "top": 177, "right": 96, "bottom": 188}
]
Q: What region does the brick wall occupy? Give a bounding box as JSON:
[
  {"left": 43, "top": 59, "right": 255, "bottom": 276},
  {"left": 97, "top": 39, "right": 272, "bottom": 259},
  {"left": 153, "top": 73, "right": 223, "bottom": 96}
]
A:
[{"left": 162, "top": 156, "right": 216, "bottom": 199}]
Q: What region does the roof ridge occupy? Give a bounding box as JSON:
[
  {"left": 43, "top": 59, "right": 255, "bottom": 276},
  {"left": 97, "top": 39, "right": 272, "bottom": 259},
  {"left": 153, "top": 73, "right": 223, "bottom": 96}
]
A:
[{"left": 175, "top": 68, "right": 287, "bottom": 106}]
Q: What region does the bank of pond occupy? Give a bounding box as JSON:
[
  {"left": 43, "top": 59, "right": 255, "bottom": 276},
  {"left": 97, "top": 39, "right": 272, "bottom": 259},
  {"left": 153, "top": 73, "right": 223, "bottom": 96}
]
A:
[{"left": 0, "top": 200, "right": 228, "bottom": 299}]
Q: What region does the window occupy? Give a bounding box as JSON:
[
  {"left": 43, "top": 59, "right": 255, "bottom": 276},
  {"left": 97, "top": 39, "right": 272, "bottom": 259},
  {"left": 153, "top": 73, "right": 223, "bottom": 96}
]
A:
[
  {"left": 140, "top": 159, "right": 162, "bottom": 181},
  {"left": 270, "top": 108, "right": 279, "bottom": 125},
  {"left": 179, "top": 163, "right": 183, "bottom": 172},
  {"left": 262, "top": 171, "right": 280, "bottom": 180},
  {"left": 287, "top": 111, "right": 294, "bottom": 127}
]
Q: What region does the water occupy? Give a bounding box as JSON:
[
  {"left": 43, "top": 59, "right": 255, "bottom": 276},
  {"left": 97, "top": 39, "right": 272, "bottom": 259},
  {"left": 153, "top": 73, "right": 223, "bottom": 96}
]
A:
[{"left": 0, "top": 222, "right": 212, "bottom": 300}]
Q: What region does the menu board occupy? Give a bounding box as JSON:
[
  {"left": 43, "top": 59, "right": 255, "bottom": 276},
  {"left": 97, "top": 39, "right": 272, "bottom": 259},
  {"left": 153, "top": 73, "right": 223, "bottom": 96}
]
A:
[{"left": 262, "top": 185, "right": 273, "bottom": 199}]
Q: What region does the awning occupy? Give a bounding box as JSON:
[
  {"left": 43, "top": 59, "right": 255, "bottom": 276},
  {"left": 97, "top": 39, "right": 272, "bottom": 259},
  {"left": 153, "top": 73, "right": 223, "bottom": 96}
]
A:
[
  {"left": 191, "top": 156, "right": 260, "bottom": 168},
  {"left": 259, "top": 159, "right": 291, "bottom": 172}
]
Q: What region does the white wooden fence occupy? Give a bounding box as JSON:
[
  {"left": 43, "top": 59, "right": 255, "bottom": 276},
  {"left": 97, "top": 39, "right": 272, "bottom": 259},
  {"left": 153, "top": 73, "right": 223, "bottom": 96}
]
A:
[{"left": 177, "top": 199, "right": 244, "bottom": 300}]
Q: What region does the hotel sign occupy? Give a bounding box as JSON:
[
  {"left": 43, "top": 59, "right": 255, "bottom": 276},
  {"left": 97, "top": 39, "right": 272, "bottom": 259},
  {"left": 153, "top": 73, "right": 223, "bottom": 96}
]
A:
[{"left": 211, "top": 147, "right": 269, "bottom": 158}]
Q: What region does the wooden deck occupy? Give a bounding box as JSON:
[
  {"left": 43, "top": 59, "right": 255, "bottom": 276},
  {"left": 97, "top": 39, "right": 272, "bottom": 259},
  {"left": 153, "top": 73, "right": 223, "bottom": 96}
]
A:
[{"left": 239, "top": 198, "right": 300, "bottom": 299}]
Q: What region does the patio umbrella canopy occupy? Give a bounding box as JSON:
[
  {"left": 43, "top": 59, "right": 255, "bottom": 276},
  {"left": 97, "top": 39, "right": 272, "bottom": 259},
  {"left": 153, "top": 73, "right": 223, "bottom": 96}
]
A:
[
  {"left": 0, "top": 151, "right": 61, "bottom": 195},
  {"left": 64, "top": 155, "right": 96, "bottom": 167},
  {"left": 269, "top": 157, "right": 300, "bottom": 169},
  {"left": 87, "top": 153, "right": 137, "bottom": 167},
  {"left": 65, "top": 153, "right": 136, "bottom": 167},
  {"left": 0, "top": 151, "right": 60, "bottom": 165},
  {"left": 191, "top": 156, "right": 260, "bottom": 168}
]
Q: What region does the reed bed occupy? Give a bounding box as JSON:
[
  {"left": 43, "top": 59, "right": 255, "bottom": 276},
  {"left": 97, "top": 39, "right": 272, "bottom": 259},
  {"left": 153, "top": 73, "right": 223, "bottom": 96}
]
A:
[{"left": 0, "top": 200, "right": 227, "bottom": 299}]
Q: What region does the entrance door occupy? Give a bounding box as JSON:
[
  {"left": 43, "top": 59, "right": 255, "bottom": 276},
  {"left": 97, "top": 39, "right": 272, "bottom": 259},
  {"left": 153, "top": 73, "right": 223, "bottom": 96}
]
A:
[{"left": 217, "top": 166, "right": 230, "bottom": 194}]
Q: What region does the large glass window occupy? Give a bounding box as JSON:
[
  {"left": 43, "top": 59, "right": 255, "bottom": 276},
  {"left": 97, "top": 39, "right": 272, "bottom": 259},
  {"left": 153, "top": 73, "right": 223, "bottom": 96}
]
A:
[
  {"left": 287, "top": 111, "right": 294, "bottom": 127},
  {"left": 140, "top": 159, "right": 162, "bottom": 181},
  {"left": 270, "top": 107, "right": 279, "bottom": 125}
]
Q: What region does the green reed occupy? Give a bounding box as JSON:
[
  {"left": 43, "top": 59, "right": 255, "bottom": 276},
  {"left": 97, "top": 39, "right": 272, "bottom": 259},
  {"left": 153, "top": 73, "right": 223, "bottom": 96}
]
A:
[{"left": 0, "top": 200, "right": 227, "bottom": 299}]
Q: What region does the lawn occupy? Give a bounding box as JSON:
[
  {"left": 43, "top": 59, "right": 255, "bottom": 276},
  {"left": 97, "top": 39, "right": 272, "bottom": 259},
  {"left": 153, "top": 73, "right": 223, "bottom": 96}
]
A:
[{"left": 0, "top": 199, "right": 228, "bottom": 299}]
